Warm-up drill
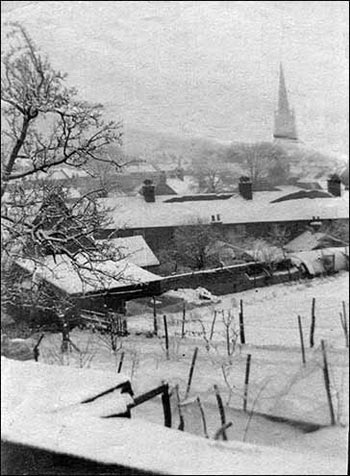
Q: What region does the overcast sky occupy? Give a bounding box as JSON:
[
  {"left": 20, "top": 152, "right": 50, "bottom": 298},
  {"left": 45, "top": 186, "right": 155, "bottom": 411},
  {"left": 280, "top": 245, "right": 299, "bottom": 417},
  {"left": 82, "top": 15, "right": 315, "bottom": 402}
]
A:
[{"left": 1, "top": 1, "right": 349, "bottom": 157}]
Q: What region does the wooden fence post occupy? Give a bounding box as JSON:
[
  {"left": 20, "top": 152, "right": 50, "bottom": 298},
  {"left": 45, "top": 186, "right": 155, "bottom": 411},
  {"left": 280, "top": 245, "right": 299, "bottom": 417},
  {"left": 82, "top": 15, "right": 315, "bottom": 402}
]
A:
[
  {"left": 209, "top": 310, "right": 217, "bottom": 341},
  {"left": 321, "top": 340, "right": 336, "bottom": 425},
  {"left": 153, "top": 297, "right": 158, "bottom": 336},
  {"left": 117, "top": 351, "right": 125, "bottom": 373},
  {"left": 185, "top": 347, "right": 198, "bottom": 399},
  {"left": 33, "top": 334, "right": 44, "bottom": 362},
  {"left": 341, "top": 301, "right": 349, "bottom": 348},
  {"left": 239, "top": 299, "right": 246, "bottom": 345},
  {"left": 342, "top": 301, "right": 347, "bottom": 324},
  {"left": 213, "top": 384, "right": 228, "bottom": 441},
  {"left": 243, "top": 354, "right": 252, "bottom": 412},
  {"left": 340, "top": 312, "right": 349, "bottom": 348},
  {"left": 310, "top": 297, "right": 316, "bottom": 348},
  {"left": 297, "top": 315, "right": 306, "bottom": 365},
  {"left": 214, "top": 422, "right": 233, "bottom": 441},
  {"left": 196, "top": 396, "right": 209, "bottom": 438},
  {"left": 163, "top": 315, "right": 169, "bottom": 359},
  {"left": 181, "top": 302, "right": 186, "bottom": 338},
  {"left": 175, "top": 385, "right": 184, "bottom": 431},
  {"left": 161, "top": 383, "right": 172, "bottom": 428}
]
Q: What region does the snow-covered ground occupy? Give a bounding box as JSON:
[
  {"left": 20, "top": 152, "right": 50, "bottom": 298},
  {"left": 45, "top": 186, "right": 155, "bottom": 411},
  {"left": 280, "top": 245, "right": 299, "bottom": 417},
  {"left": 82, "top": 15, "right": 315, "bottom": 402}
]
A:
[
  {"left": 128, "top": 271, "right": 349, "bottom": 349},
  {"left": 4, "top": 273, "right": 349, "bottom": 474}
]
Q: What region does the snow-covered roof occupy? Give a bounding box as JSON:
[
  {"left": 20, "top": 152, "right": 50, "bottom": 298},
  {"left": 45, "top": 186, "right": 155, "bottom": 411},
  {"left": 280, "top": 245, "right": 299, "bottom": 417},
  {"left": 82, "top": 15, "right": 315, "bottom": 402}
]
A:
[
  {"left": 285, "top": 231, "right": 348, "bottom": 252},
  {"left": 34, "top": 166, "right": 90, "bottom": 181},
  {"left": 98, "top": 188, "right": 349, "bottom": 230},
  {"left": 16, "top": 254, "right": 161, "bottom": 296},
  {"left": 167, "top": 176, "right": 198, "bottom": 195},
  {"left": 290, "top": 246, "right": 349, "bottom": 275},
  {"left": 2, "top": 357, "right": 345, "bottom": 475},
  {"left": 98, "top": 235, "right": 159, "bottom": 267}
]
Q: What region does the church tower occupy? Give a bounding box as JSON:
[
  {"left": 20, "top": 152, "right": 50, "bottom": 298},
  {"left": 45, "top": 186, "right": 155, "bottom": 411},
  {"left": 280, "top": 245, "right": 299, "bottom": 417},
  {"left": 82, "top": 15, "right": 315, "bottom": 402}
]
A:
[{"left": 273, "top": 64, "right": 298, "bottom": 142}]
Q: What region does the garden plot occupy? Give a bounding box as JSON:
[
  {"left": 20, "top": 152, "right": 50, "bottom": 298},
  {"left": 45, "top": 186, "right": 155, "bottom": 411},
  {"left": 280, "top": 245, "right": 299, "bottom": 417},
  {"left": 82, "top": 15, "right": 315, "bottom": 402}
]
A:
[
  {"left": 36, "top": 272, "right": 348, "bottom": 467},
  {"left": 128, "top": 272, "right": 349, "bottom": 349}
]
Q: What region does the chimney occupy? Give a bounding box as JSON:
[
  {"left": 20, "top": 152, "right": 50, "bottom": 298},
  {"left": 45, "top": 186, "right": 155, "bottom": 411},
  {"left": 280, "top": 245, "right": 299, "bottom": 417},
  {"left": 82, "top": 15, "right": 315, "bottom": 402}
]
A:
[
  {"left": 327, "top": 174, "right": 341, "bottom": 197},
  {"left": 142, "top": 179, "right": 155, "bottom": 202},
  {"left": 238, "top": 176, "right": 253, "bottom": 200}
]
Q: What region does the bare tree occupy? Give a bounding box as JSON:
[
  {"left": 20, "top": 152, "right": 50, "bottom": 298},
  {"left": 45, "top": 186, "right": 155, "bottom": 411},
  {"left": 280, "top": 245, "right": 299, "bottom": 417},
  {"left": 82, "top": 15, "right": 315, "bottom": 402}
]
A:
[
  {"left": 221, "top": 310, "right": 239, "bottom": 357},
  {"left": 227, "top": 142, "right": 289, "bottom": 186},
  {"left": 191, "top": 152, "right": 237, "bottom": 193},
  {"left": 173, "top": 219, "right": 223, "bottom": 270},
  {"left": 1, "top": 23, "right": 123, "bottom": 324}
]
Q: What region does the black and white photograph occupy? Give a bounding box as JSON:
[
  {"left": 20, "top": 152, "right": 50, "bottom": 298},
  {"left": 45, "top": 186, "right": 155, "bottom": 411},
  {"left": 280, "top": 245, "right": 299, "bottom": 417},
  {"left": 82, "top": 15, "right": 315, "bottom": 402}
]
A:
[{"left": 1, "top": 1, "right": 349, "bottom": 475}]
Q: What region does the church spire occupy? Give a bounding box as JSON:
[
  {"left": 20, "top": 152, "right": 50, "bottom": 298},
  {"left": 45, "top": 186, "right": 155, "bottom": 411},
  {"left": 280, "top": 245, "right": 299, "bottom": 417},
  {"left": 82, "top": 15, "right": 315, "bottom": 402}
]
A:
[{"left": 274, "top": 63, "right": 298, "bottom": 142}]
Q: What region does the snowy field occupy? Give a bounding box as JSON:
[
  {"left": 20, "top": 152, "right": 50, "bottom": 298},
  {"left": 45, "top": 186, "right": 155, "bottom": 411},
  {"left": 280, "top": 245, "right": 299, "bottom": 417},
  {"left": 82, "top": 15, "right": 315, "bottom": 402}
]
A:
[{"left": 32, "top": 271, "right": 349, "bottom": 474}]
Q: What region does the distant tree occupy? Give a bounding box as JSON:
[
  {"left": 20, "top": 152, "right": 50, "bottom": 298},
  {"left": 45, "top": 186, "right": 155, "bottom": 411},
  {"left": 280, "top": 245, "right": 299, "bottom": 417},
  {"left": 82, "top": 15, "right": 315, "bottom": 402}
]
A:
[
  {"left": 191, "top": 149, "right": 238, "bottom": 193},
  {"left": 226, "top": 142, "right": 290, "bottom": 186}
]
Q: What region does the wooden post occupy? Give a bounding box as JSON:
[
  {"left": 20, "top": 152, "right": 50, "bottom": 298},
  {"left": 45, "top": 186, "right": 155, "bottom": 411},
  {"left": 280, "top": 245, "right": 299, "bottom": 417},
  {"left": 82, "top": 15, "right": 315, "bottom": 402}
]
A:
[
  {"left": 33, "top": 334, "right": 44, "bottom": 362},
  {"left": 297, "top": 315, "right": 306, "bottom": 365},
  {"left": 122, "top": 317, "right": 128, "bottom": 336},
  {"left": 153, "top": 297, "right": 158, "bottom": 336},
  {"left": 342, "top": 301, "right": 347, "bottom": 324},
  {"left": 341, "top": 301, "right": 349, "bottom": 348},
  {"left": 196, "top": 396, "right": 208, "bottom": 438},
  {"left": 181, "top": 301, "right": 186, "bottom": 338},
  {"left": 239, "top": 299, "right": 246, "bottom": 345},
  {"left": 185, "top": 347, "right": 198, "bottom": 399},
  {"left": 214, "top": 384, "right": 228, "bottom": 441},
  {"left": 340, "top": 312, "right": 349, "bottom": 348},
  {"left": 243, "top": 354, "right": 252, "bottom": 412},
  {"left": 117, "top": 351, "right": 125, "bottom": 373},
  {"left": 310, "top": 297, "right": 316, "bottom": 348},
  {"left": 161, "top": 384, "right": 172, "bottom": 428},
  {"left": 209, "top": 310, "right": 217, "bottom": 341},
  {"left": 175, "top": 385, "right": 184, "bottom": 431},
  {"left": 129, "top": 383, "right": 172, "bottom": 428},
  {"left": 214, "top": 422, "right": 233, "bottom": 441},
  {"left": 321, "top": 340, "right": 336, "bottom": 425},
  {"left": 163, "top": 315, "right": 169, "bottom": 359},
  {"left": 61, "top": 322, "right": 69, "bottom": 353}
]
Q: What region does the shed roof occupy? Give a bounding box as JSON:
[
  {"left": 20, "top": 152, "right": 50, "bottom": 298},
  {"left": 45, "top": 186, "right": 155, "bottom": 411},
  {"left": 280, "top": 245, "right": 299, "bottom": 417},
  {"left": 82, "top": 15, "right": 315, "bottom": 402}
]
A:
[
  {"left": 290, "top": 246, "right": 349, "bottom": 275},
  {"left": 16, "top": 254, "right": 160, "bottom": 296},
  {"left": 98, "top": 235, "right": 160, "bottom": 267},
  {"left": 285, "top": 231, "right": 348, "bottom": 252}
]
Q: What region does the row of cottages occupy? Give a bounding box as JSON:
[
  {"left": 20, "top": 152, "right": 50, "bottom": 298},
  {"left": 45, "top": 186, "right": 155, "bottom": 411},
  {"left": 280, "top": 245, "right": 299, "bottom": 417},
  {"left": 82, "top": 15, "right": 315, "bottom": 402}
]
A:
[{"left": 95, "top": 176, "right": 349, "bottom": 253}]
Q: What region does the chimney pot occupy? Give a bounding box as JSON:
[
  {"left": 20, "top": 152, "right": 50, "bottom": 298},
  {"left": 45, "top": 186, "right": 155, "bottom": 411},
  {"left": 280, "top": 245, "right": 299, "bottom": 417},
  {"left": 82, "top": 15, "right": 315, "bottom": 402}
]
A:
[{"left": 142, "top": 179, "right": 156, "bottom": 202}]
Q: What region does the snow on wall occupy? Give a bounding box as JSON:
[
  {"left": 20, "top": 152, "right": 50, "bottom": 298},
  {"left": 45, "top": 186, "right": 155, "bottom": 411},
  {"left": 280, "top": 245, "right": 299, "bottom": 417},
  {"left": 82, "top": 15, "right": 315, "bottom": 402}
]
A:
[
  {"left": 2, "top": 407, "right": 346, "bottom": 475},
  {"left": 1, "top": 357, "right": 132, "bottom": 422}
]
